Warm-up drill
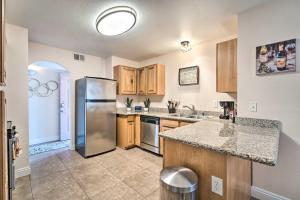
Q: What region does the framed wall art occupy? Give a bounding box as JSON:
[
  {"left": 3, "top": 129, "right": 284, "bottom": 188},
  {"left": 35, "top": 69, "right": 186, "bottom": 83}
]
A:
[
  {"left": 256, "top": 39, "right": 296, "bottom": 75},
  {"left": 178, "top": 66, "right": 199, "bottom": 86}
]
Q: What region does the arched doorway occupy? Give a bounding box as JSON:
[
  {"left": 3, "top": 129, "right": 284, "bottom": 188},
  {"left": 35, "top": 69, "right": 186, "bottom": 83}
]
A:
[{"left": 28, "top": 61, "right": 71, "bottom": 155}]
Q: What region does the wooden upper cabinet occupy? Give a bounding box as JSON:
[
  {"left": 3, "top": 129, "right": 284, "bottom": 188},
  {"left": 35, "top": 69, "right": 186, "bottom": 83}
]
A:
[
  {"left": 216, "top": 39, "right": 237, "bottom": 93},
  {"left": 137, "top": 67, "right": 147, "bottom": 95},
  {"left": 146, "top": 65, "right": 157, "bottom": 94},
  {"left": 114, "top": 65, "right": 137, "bottom": 95},
  {"left": 114, "top": 64, "right": 165, "bottom": 96},
  {"left": 145, "top": 64, "right": 165, "bottom": 95}
]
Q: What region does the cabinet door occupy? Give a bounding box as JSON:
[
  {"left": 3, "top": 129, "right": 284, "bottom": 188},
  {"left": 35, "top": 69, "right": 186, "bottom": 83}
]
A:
[
  {"left": 134, "top": 115, "right": 141, "bottom": 146},
  {"left": 137, "top": 68, "right": 147, "bottom": 95},
  {"left": 127, "top": 121, "right": 135, "bottom": 146},
  {"left": 216, "top": 39, "right": 237, "bottom": 93},
  {"left": 159, "top": 126, "right": 174, "bottom": 155},
  {"left": 120, "top": 67, "right": 136, "bottom": 94},
  {"left": 146, "top": 65, "right": 157, "bottom": 94}
]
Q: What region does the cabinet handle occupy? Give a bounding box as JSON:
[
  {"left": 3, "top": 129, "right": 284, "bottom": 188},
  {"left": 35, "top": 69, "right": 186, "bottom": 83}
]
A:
[{"left": 131, "top": 79, "right": 133, "bottom": 84}]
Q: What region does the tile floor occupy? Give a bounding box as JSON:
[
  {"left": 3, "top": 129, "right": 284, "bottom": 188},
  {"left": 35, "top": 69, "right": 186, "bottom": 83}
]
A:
[
  {"left": 13, "top": 147, "right": 259, "bottom": 200},
  {"left": 13, "top": 147, "right": 162, "bottom": 200}
]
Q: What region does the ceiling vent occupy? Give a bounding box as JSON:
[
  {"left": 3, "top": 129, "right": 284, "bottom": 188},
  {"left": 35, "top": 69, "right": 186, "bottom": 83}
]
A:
[{"left": 74, "top": 53, "right": 85, "bottom": 61}]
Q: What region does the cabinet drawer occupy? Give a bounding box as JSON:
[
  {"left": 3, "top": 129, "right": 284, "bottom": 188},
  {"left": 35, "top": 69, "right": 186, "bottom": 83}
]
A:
[
  {"left": 179, "top": 121, "right": 193, "bottom": 127},
  {"left": 160, "top": 126, "right": 174, "bottom": 132},
  {"left": 161, "top": 119, "right": 179, "bottom": 128},
  {"left": 127, "top": 115, "right": 134, "bottom": 122}
]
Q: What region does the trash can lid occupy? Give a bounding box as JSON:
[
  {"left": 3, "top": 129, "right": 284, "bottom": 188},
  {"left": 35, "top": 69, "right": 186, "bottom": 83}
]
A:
[{"left": 160, "top": 167, "right": 198, "bottom": 193}]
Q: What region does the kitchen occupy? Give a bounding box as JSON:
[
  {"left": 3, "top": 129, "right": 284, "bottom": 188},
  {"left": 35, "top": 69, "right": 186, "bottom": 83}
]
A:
[{"left": 1, "top": 0, "right": 300, "bottom": 200}]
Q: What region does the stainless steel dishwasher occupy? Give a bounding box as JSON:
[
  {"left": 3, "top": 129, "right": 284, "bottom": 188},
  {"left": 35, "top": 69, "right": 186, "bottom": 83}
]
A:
[{"left": 140, "top": 115, "right": 160, "bottom": 154}]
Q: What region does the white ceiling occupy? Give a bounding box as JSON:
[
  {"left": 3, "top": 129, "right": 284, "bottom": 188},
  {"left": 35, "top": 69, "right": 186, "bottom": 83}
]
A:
[{"left": 7, "top": 0, "right": 268, "bottom": 61}]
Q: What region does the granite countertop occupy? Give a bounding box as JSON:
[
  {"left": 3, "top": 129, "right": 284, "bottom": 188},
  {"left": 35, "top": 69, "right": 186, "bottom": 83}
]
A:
[{"left": 159, "top": 120, "right": 280, "bottom": 166}]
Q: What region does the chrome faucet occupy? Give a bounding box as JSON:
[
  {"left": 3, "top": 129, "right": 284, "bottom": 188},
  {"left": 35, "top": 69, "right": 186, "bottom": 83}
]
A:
[{"left": 183, "top": 104, "right": 196, "bottom": 115}]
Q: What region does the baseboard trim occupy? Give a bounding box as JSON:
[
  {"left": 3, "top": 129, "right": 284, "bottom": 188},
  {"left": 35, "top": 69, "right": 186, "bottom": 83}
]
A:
[
  {"left": 251, "top": 186, "right": 290, "bottom": 200},
  {"left": 15, "top": 166, "right": 31, "bottom": 178}
]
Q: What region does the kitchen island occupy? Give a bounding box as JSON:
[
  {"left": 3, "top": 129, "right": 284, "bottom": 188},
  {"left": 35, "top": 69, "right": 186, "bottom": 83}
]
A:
[{"left": 159, "top": 119, "right": 280, "bottom": 200}]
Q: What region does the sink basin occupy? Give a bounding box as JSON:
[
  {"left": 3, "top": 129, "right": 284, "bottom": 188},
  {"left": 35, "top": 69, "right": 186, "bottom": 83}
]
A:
[
  {"left": 168, "top": 113, "right": 193, "bottom": 118},
  {"left": 168, "top": 113, "right": 214, "bottom": 120}
]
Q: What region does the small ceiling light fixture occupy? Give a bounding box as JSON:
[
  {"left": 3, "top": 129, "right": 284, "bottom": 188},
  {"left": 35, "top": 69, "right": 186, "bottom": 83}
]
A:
[
  {"left": 96, "top": 6, "right": 137, "bottom": 36},
  {"left": 180, "top": 41, "right": 192, "bottom": 52}
]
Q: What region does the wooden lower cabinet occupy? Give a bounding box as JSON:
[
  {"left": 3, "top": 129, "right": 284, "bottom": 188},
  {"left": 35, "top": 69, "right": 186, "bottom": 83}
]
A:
[
  {"left": 161, "top": 119, "right": 179, "bottom": 128},
  {"left": 159, "top": 126, "right": 174, "bottom": 155},
  {"left": 134, "top": 115, "right": 141, "bottom": 146},
  {"left": 127, "top": 121, "right": 135, "bottom": 146},
  {"left": 117, "top": 115, "right": 195, "bottom": 155},
  {"left": 164, "top": 139, "right": 251, "bottom": 200},
  {"left": 159, "top": 119, "right": 195, "bottom": 155},
  {"left": 179, "top": 121, "right": 193, "bottom": 127},
  {"left": 159, "top": 119, "right": 181, "bottom": 156},
  {"left": 117, "top": 115, "right": 135, "bottom": 149}
]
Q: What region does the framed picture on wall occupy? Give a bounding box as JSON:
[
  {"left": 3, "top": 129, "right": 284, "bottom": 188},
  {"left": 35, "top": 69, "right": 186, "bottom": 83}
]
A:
[
  {"left": 178, "top": 66, "right": 199, "bottom": 86},
  {"left": 256, "top": 39, "right": 296, "bottom": 75}
]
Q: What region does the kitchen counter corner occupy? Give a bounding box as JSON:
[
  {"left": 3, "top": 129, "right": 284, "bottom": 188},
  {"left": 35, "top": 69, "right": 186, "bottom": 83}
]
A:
[{"left": 159, "top": 119, "right": 280, "bottom": 166}]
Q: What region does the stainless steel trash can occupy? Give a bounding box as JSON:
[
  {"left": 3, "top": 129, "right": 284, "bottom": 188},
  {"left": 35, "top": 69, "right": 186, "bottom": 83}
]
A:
[{"left": 160, "top": 167, "right": 198, "bottom": 200}]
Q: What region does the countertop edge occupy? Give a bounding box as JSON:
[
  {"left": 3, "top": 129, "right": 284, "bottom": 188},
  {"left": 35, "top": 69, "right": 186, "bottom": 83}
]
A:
[{"left": 159, "top": 134, "right": 277, "bottom": 166}]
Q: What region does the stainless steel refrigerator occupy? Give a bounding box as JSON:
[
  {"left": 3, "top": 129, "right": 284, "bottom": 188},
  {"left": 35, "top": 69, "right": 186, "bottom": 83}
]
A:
[{"left": 75, "top": 77, "right": 117, "bottom": 157}]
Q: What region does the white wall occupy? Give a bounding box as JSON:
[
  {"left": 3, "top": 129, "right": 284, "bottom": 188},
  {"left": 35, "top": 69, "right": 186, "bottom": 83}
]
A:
[
  {"left": 28, "top": 68, "right": 60, "bottom": 145},
  {"left": 238, "top": 0, "right": 300, "bottom": 199},
  {"left": 140, "top": 38, "right": 235, "bottom": 111},
  {"left": 29, "top": 42, "right": 106, "bottom": 150},
  {"left": 5, "top": 24, "right": 30, "bottom": 176}
]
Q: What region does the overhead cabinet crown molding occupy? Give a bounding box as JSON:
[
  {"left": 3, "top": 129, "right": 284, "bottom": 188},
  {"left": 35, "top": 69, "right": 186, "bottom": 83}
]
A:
[{"left": 114, "top": 64, "right": 165, "bottom": 96}]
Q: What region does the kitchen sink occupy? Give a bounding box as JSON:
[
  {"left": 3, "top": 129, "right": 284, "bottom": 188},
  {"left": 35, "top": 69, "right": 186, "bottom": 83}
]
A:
[
  {"left": 168, "top": 113, "right": 193, "bottom": 118},
  {"left": 168, "top": 113, "right": 214, "bottom": 120},
  {"left": 169, "top": 113, "right": 213, "bottom": 119}
]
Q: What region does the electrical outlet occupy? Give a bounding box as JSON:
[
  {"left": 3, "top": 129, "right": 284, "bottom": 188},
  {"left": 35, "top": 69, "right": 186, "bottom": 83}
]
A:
[
  {"left": 211, "top": 176, "right": 223, "bottom": 196},
  {"left": 249, "top": 102, "right": 257, "bottom": 112}
]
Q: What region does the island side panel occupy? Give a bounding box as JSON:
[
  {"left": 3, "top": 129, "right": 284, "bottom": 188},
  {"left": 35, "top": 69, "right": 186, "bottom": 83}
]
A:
[
  {"left": 164, "top": 139, "right": 227, "bottom": 200},
  {"left": 163, "top": 138, "right": 251, "bottom": 200},
  {"left": 226, "top": 155, "right": 251, "bottom": 200}
]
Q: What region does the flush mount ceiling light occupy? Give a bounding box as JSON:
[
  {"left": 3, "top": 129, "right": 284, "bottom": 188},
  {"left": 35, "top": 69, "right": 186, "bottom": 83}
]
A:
[
  {"left": 96, "top": 6, "right": 137, "bottom": 36},
  {"left": 180, "top": 41, "right": 192, "bottom": 52}
]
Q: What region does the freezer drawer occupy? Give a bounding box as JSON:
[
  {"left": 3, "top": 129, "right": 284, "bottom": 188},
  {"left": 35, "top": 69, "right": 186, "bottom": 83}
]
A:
[{"left": 85, "top": 101, "right": 116, "bottom": 156}]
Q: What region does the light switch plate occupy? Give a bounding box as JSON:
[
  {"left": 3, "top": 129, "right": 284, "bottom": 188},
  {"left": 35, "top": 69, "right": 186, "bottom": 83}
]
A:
[
  {"left": 211, "top": 176, "right": 223, "bottom": 196},
  {"left": 213, "top": 100, "right": 218, "bottom": 109},
  {"left": 249, "top": 102, "right": 257, "bottom": 112}
]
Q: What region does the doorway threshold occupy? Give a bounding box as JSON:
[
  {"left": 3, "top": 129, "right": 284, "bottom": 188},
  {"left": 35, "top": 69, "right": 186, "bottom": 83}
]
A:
[{"left": 29, "top": 140, "right": 70, "bottom": 155}]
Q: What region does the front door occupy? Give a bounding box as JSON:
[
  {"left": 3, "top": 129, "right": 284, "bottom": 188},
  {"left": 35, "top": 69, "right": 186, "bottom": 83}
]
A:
[{"left": 59, "top": 72, "right": 70, "bottom": 140}]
